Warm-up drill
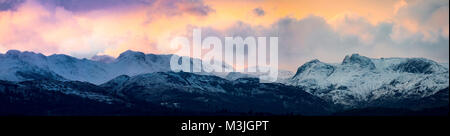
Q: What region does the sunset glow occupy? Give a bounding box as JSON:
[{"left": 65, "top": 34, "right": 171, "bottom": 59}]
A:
[{"left": 1, "top": 0, "right": 448, "bottom": 70}]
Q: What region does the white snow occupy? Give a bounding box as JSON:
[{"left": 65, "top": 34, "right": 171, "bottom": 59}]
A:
[{"left": 287, "top": 54, "right": 449, "bottom": 106}]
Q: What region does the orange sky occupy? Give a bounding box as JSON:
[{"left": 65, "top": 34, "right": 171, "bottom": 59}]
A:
[
  {"left": 0, "top": 0, "right": 401, "bottom": 55},
  {"left": 0, "top": 0, "right": 448, "bottom": 70}
]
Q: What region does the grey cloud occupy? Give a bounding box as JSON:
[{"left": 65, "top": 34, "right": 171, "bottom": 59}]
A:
[
  {"left": 182, "top": 0, "right": 214, "bottom": 16},
  {"left": 37, "top": 0, "right": 154, "bottom": 12},
  {"left": 393, "top": 0, "right": 449, "bottom": 42},
  {"left": 253, "top": 7, "right": 265, "bottom": 16},
  {"left": 396, "top": 0, "right": 448, "bottom": 24},
  {"left": 148, "top": 0, "right": 214, "bottom": 17},
  {"left": 194, "top": 13, "right": 448, "bottom": 71},
  {"left": 0, "top": 0, "right": 24, "bottom": 11}
]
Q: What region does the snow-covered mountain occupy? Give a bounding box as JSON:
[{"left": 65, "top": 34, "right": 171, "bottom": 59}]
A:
[
  {"left": 0, "top": 50, "right": 233, "bottom": 84},
  {"left": 0, "top": 79, "right": 162, "bottom": 116},
  {"left": 1, "top": 50, "right": 448, "bottom": 115},
  {"left": 287, "top": 54, "right": 449, "bottom": 108},
  {"left": 0, "top": 50, "right": 66, "bottom": 81}
]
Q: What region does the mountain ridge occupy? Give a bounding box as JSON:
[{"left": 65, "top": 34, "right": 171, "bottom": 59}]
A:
[
  {"left": 0, "top": 50, "right": 233, "bottom": 84},
  {"left": 0, "top": 72, "right": 333, "bottom": 115}
]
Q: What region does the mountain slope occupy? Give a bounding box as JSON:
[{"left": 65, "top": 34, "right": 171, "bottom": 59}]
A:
[
  {"left": 0, "top": 80, "right": 127, "bottom": 115},
  {"left": 1, "top": 71, "right": 333, "bottom": 115},
  {"left": 1, "top": 50, "right": 448, "bottom": 115},
  {"left": 101, "top": 72, "right": 333, "bottom": 115}
]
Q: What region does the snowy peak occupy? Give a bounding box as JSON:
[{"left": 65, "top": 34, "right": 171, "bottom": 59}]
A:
[
  {"left": 112, "top": 51, "right": 174, "bottom": 77},
  {"left": 288, "top": 54, "right": 449, "bottom": 107},
  {"left": 342, "top": 54, "right": 376, "bottom": 69},
  {"left": 117, "top": 50, "right": 146, "bottom": 61},
  {"left": 91, "top": 55, "right": 115, "bottom": 63},
  {"left": 2, "top": 50, "right": 47, "bottom": 63},
  {"left": 100, "top": 75, "right": 130, "bottom": 90},
  {"left": 0, "top": 49, "right": 232, "bottom": 84},
  {"left": 116, "top": 50, "right": 175, "bottom": 64}
]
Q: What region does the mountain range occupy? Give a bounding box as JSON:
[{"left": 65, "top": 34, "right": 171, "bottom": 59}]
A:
[
  {"left": 0, "top": 50, "right": 232, "bottom": 84},
  {"left": 0, "top": 50, "right": 448, "bottom": 115},
  {"left": 287, "top": 54, "right": 449, "bottom": 109}
]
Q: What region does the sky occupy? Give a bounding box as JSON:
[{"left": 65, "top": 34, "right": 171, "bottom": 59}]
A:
[{"left": 0, "top": 0, "right": 449, "bottom": 71}]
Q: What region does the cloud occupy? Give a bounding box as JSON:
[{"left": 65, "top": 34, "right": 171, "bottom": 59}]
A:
[
  {"left": 0, "top": 0, "right": 447, "bottom": 71},
  {"left": 392, "top": 0, "right": 449, "bottom": 42},
  {"left": 182, "top": 0, "right": 447, "bottom": 71},
  {"left": 0, "top": 0, "right": 24, "bottom": 11},
  {"left": 0, "top": 0, "right": 138, "bottom": 57},
  {"left": 253, "top": 7, "right": 265, "bottom": 16},
  {"left": 177, "top": 0, "right": 214, "bottom": 16},
  {"left": 193, "top": 9, "right": 448, "bottom": 70}
]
